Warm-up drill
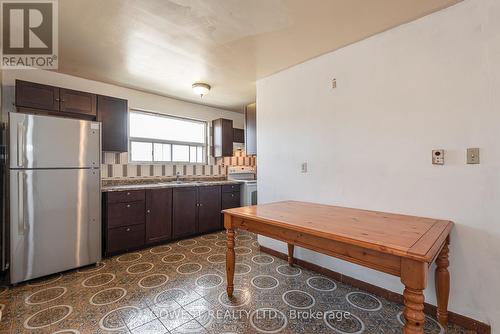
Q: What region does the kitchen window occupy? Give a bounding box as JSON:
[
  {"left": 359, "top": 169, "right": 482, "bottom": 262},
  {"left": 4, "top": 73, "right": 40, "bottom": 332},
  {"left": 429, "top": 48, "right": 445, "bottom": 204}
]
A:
[{"left": 129, "top": 110, "right": 207, "bottom": 163}]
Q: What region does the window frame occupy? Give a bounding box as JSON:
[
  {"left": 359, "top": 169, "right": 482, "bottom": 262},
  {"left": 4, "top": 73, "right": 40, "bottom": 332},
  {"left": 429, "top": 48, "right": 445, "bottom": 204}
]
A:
[{"left": 128, "top": 109, "right": 208, "bottom": 164}]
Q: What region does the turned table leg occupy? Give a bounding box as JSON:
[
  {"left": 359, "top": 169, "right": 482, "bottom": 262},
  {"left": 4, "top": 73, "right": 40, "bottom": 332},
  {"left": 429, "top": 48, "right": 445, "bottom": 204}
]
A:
[
  {"left": 401, "top": 259, "right": 428, "bottom": 334},
  {"left": 287, "top": 243, "right": 294, "bottom": 266},
  {"left": 403, "top": 287, "right": 426, "bottom": 334},
  {"left": 225, "top": 215, "right": 235, "bottom": 298},
  {"left": 435, "top": 238, "right": 450, "bottom": 326}
]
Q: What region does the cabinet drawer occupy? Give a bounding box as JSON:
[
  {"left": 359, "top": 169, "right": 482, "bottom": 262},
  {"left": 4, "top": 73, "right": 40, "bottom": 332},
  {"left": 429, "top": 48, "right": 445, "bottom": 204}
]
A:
[
  {"left": 107, "top": 190, "right": 145, "bottom": 203},
  {"left": 107, "top": 224, "right": 144, "bottom": 254},
  {"left": 222, "top": 191, "right": 240, "bottom": 210},
  {"left": 107, "top": 201, "right": 145, "bottom": 228},
  {"left": 222, "top": 184, "right": 240, "bottom": 193}
]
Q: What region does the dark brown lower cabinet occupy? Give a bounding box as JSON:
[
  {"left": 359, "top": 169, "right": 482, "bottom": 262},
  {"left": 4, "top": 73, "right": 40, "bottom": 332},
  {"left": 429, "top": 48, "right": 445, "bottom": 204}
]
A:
[
  {"left": 222, "top": 192, "right": 240, "bottom": 210},
  {"left": 173, "top": 187, "right": 198, "bottom": 239},
  {"left": 107, "top": 224, "right": 145, "bottom": 254},
  {"left": 106, "top": 201, "right": 145, "bottom": 229},
  {"left": 104, "top": 185, "right": 241, "bottom": 256},
  {"left": 198, "top": 186, "right": 222, "bottom": 233},
  {"left": 146, "top": 188, "right": 172, "bottom": 245},
  {"left": 103, "top": 190, "right": 146, "bottom": 256},
  {"left": 221, "top": 184, "right": 241, "bottom": 226}
]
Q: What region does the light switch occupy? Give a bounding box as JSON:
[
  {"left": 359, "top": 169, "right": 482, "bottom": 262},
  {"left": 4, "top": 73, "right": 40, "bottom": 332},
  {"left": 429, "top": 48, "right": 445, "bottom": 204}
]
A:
[
  {"left": 301, "top": 162, "right": 308, "bottom": 173},
  {"left": 432, "top": 150, "right": 444, "bottom": 165},
  {"left": 467, "top": 148, "right": 480, "bottom": 164}
]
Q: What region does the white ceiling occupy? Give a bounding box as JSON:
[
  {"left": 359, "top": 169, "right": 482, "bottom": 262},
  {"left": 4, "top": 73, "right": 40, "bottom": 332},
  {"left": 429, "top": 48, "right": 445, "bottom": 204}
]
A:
[{"left": 58, "top": 0, "right": 460, "bottom": 112}]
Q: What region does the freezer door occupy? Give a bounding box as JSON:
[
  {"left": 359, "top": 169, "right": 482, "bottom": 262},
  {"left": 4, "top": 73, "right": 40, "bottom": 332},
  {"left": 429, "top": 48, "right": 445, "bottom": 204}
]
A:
[
  {"left": 10, "top": 168, "right": 101, "bottom": 284},
  {"left": 9, "top": 112, "right": 100, "bottom": 169}
]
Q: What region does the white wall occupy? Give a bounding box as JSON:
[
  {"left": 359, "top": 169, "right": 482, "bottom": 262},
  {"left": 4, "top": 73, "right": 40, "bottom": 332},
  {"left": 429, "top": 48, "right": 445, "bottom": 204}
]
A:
[
  {"left": 1, "top": 69, "right": 244, "bottom": 127},
  {"left": 257, "top": 0, "right": 499, "bottom": 329}
]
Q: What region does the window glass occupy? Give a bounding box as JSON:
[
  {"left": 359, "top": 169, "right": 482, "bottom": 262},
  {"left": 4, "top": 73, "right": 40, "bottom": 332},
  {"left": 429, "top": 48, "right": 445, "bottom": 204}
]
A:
[
  {"left": 196, "top": 147, "right": 203, "bottom": 163},
  {"left": 189, "top": 146, "right": 197, "bottom": 163},
  {"left": 130, "top": 142, "right": 152, "bottom": 161},
  {"left": 129, "top": 111, "right": 207, "bottom": 163},
  {"left": 130, "top": 112, "right": 205, "bottom": 144},
  {"left": 172, "top": 145, "right": 190, "bottom": 162},
  {"left": 153, "top": 143, "right": 171, "bottom": 162}
]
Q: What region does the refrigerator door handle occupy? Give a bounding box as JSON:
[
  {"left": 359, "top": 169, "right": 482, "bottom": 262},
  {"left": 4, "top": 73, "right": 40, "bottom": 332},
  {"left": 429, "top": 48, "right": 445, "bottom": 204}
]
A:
[
  {"left": 17, "top": 122, "right": 25, "bottom": 167},
  {"left": 18, "top": 171, "right": 25, "bottom": 235}
]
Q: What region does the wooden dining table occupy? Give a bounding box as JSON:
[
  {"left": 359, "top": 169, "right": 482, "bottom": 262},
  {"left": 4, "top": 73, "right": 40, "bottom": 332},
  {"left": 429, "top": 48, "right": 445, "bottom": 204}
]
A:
[{"left": 222, "top": 201, "right": 453, "bottom": 334}]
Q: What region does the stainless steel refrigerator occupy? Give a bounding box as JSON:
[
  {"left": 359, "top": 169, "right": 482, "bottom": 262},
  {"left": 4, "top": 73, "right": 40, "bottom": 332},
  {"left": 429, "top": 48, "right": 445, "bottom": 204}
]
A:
[{"left": 7, "top": 112, "right": 101, "bottom": 284}]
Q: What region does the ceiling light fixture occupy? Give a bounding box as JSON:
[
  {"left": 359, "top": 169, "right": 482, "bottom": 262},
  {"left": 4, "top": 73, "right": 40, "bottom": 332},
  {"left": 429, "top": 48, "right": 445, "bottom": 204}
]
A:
[{"left": 192, "top": 83, "right": 211, "bottom": 98}]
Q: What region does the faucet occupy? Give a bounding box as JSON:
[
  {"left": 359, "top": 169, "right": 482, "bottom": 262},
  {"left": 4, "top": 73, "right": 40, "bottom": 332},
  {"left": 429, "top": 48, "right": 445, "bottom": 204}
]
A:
[{"left": 176, "top": 171, "right": 181, "bottom": 182}]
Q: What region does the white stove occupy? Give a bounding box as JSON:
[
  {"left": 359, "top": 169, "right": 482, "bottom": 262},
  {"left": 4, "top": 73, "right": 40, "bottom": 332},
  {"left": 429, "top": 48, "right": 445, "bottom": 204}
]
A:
[{"left": 227, "top": 166, "right": 257, "bottom": 206}]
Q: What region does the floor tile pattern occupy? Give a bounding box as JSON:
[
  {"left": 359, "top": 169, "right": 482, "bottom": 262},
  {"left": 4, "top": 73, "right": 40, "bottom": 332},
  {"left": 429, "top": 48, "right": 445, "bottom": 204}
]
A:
[{"left": 0, "top": 231, "right": 475, "bottom": 333}]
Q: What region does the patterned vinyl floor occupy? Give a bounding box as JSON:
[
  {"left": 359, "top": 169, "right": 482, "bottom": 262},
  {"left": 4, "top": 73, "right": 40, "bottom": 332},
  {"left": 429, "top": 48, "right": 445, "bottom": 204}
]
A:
[{"left": 0, "top": 231, "right": 474, "bottom": 333}]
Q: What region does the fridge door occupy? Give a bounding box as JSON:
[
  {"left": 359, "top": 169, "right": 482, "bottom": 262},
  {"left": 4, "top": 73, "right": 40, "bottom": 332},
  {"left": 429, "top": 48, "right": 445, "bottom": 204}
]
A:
[
  {"left": 9, "top": 112, "right": 100, "bottom": 169},
  {"left": 10, "top": 168, "right": 101, "bottom": 284}
]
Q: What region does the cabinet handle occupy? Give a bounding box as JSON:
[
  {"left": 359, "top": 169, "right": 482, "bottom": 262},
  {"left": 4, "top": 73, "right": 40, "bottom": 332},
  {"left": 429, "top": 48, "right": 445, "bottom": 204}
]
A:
[
  {"left": 147, "top": 209, "right": 151, "bottom": 213},
  {"left": 17, "top": 123, "right": 25, "bottom": 167},
  {"left": 231, "top": 194, "right": 234, "bottom": 197},
  {"left": 18, "top": 172, "right": 26, "bottom": 235},
  {"left": 126, "top": 228, "right": 131, "bottom": 232},
  {"left": 126, "top": 192, "right": 131, "bottom": 196},
  {"left": 126, "top": 204, "right": 131, "bottom": 208},
  {"left": 199, "top": 203, "right": 203, "bottom": 207},
  {"left": 55, "top": 98, "right": 60, "bottom": 102}
]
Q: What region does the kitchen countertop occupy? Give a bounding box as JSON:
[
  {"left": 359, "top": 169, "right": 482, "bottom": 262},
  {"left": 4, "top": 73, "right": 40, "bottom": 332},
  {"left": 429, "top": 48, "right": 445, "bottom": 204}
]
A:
[{"left": 101, "top": 179, "right": 242, "bottom": 192}]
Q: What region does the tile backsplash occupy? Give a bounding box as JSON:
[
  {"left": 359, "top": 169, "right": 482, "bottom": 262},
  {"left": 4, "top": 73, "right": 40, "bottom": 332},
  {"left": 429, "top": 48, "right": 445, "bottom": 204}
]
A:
[{"left": 101, "top": 150, "right": 256, "bottom": 178}]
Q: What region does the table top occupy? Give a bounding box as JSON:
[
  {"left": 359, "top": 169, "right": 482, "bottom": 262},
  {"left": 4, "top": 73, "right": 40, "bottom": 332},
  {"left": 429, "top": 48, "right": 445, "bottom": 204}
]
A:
[{"left": 223, "top": 201, "right": 453, "bottom": 262}]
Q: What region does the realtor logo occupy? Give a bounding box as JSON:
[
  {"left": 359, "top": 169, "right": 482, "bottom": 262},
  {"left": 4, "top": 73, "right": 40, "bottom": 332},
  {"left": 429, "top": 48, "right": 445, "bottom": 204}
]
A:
[{"left": 1, "top": 0, "right": 58, "bottom": 69}]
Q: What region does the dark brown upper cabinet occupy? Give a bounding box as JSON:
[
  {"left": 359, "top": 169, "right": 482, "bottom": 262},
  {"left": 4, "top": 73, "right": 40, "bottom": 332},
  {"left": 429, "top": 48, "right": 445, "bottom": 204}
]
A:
[
  {"left": 97, "top": 95, "right": 128, "bottom": 152},
  {"left": 212, "top": 118, "right": 234, "bottom": 157},
  {"left": 233, "top": 128, "right": 244, "bottom": 143},
  {"left": 16, "top": 80, "right": 60, "bottom": 111},
  {"left": 16, "top": 80, "right": 96, "bottom": 117},
  {"left": 145, "top": 188, "right": 172, "bottom": 245},
  {"left": 245, "top": 103, "right": 257, "bottom": 155},
  {"left": 60, "top": 88, "right": 96, "bottom": 116},
  {"left": 198, "top": 186, "right": 222, "bottom": 233}
]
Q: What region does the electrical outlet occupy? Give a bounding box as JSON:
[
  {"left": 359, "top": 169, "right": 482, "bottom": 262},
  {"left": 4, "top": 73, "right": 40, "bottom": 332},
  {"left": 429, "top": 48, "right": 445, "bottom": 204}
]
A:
[
  {"left": 331, "top": 78, "right": 337, "bottom": 89},
  {"left": 467, "top": 148, "right": 480, "bottom": 164},
  {"left": 301, "top": 162, "right": 308, "bottom": 173},
  {"left": 432, "top": 150, "right": 444, "bottom": 165}
]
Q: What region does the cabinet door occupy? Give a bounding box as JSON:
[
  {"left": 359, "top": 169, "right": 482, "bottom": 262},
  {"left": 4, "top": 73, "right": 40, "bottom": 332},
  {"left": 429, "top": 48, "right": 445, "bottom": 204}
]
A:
[
  {"left": 212, "top": 118, "right": 233, "bottom": 157},
  {"left": 198, "top": 186, "right": 221, "bottom": 233},
  {"left": 97, "top": 95, "right": 128, "bottom": 152},
  {"left": 233, "top": 128, "right": 244, "bottom": 143},
  {"left": 221, "top": 191, "right": 240, "bottom": 227},
  {"left": 16, "top": 80, "right": 59, "bottom": 111},
  {"left": 173, "top": 187, "right": 198, "bottom": 238},
  {"left": 146, "top": 188, "right": 172, "bottom": 244},
  {"left": 60, "top": 88, "right": 97, "bottom": 116},
  {"left": 245, "top": 103, "right": 256, "bottom": 155}
]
